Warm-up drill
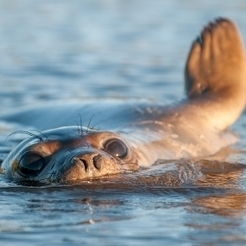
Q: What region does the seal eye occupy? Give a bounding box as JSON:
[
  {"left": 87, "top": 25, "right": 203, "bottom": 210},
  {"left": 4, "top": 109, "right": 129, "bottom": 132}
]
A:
[
  {"left": 104, "top": 139, "right": 128, "bottom": 158},
  {"left": 18, "top": 153, "right": 45, "bottom": 177}
]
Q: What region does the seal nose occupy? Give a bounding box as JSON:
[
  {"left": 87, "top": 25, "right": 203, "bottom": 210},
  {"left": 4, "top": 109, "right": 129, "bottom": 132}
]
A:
[{"left": 74, "top": 153, "right": 102, "bottom": 172}]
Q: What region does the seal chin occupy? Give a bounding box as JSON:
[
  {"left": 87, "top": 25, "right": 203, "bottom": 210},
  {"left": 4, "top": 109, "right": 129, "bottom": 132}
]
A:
[{"left": 2, "top": 126, "right": 139, "bottom": 184}]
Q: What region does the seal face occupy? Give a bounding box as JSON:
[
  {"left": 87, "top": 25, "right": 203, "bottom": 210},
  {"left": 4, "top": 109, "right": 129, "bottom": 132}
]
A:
[{"left": 3, "top": 126, "right": 138, "bottom": 183}]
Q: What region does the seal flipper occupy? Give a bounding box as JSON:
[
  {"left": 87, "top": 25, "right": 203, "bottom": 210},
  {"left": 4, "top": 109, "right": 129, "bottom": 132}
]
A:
[{"left": 184, "top": 18, "right": 246, "bottom": 130}]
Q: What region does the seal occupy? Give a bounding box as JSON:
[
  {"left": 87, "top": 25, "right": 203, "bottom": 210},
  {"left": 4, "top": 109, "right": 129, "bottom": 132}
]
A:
[{"left": 1, "top": 18, "right": 246, "bottom": 184}]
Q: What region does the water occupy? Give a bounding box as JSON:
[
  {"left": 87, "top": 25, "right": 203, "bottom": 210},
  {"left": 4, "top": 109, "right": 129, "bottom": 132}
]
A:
[{"left": 1, "top": 0, "right": 246, "bottom": 245}]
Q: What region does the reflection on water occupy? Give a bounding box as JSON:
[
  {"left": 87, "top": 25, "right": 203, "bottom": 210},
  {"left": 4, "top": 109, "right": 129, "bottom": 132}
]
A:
[
  {"left": 1, "top": 0, "right": 246, "bottom": 245},
  {"left": 192, "top": 193, "right": 246, "bottom": 217},
  {"left": 1, "top": 159, "right": 246, "bottom": 244}
]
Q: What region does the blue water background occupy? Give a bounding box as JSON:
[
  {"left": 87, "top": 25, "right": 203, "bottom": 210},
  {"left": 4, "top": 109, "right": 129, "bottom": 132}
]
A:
[{"left": 1, "top": 0, "right": 246, "bottom": 245}]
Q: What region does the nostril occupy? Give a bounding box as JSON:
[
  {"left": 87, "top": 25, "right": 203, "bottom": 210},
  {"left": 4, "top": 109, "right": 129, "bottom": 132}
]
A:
[
  {"left": 93, "top": 155, "right": 101, "bottom": 170},
  {"left": 79, "top": 159, "right": 88, "bottom": 171},
  {"left": 74, "top": 155, "right": 101, "bottom": 171}
]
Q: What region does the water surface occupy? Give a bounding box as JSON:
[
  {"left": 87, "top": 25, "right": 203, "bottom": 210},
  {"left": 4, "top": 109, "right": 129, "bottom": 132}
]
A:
[{"left": 1, "top": 0, "right": 246, "bottom": 245}]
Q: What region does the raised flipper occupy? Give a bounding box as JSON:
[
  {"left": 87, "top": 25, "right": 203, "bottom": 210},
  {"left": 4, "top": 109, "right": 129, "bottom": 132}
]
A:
[{"left": 184, "top": 18, "right": 246, "bottom": 131}]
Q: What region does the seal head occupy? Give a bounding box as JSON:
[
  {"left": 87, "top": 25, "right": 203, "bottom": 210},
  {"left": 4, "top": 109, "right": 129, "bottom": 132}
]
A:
[{"left": 2, "top": 126, "right": 138, "bottom": 184}]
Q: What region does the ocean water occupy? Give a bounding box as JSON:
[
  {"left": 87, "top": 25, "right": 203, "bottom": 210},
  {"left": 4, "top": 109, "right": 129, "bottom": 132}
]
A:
[{"left": 1, "top": 0, "right": 246, "bottom": 245}]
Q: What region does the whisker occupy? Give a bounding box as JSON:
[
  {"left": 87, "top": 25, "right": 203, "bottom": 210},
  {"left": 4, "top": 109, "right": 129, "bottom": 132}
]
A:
[
  {"left": 86, "top": 114, "right": 95, "bottom": 133},
  {"left": 32, "top": 129, "right": 49, "bottom": 140},
  {"left": 81, "top": 135, "right": 89, "bottom": 148},
  {"left": 90, "top": 121, "right": 100, "bottom": 131},
  {"left": 74, "top": 120, "right": 81, "bottom": 135},
  {"left": 6, "top": 130, "right": 45, "bottom": 142},
  {"left": 79, "top": 113, "right": 84, "bottom": 135},
  {"left": 75, "top": 113, "right": 87, "bottom": 135}
]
